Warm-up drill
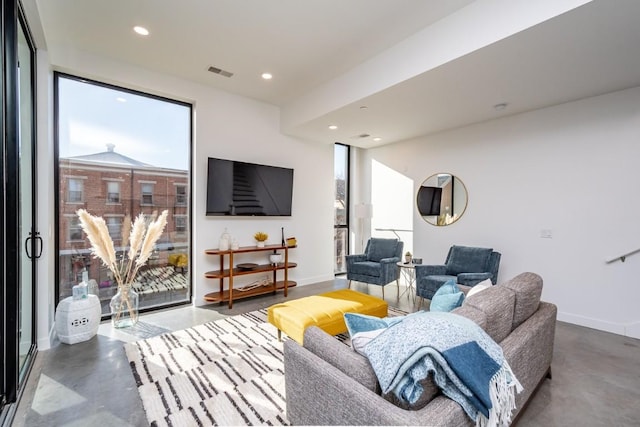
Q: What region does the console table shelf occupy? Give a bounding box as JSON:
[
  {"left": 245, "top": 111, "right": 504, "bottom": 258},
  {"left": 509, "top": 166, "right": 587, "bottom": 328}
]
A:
[{"left": 203, "top": 244, "right": 297, "bottom": 308}]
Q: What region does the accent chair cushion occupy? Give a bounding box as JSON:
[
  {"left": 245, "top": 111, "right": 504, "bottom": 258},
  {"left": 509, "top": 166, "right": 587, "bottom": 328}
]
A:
[
  {"left": 348, "top": 261, "right": 382, "bottom": 277},
  {"left": 446, "top": 246, "right": 493, "bottom": 276},
  {"left": 367, "top": 238, "right": 399, "bottom": 262},
  {"left": 429, "top": 279, "right": 465, "bottom": 312}
]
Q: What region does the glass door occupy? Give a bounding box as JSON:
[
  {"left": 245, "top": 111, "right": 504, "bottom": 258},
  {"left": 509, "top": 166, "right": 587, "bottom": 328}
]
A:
[
  {"left": 17, "top": 6, "right": 37, "bottom": 383},
  {"left": 1, "top": 1, "right": 37, "bottom": 420}
]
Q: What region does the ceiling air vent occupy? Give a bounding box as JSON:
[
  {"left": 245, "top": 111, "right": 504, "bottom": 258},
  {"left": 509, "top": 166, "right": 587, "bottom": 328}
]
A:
[
  {"left": 207, "top": 66, "right": 234, "bottom": 78},
  {"left": 350, "top": 133, "right": 370, "bottom": 139}
]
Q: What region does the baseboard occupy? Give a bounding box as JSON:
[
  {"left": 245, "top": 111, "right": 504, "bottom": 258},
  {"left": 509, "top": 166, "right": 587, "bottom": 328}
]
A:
[
  {"left": 558, "top": 312, "right": 630, "bottom": 337},
  {"left": 296, "top": 274, "right": 336, "bottom": 287},
  {"left": 37, "top": 324, "right": 56, "bottom": 350},
  {"left": 624, "top": 322, "right": 640, "bottom": 339}
]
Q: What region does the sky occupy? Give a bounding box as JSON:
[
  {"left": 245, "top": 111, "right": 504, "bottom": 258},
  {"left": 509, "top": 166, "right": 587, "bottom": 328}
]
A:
[{"left": 57, "top": 76, "right": 190, "bottom": 170}]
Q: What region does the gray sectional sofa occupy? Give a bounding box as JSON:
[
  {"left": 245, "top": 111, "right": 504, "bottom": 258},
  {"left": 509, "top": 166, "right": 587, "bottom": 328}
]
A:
[{"left": 283, "top": 272, "right": 557, "bottom": 426}]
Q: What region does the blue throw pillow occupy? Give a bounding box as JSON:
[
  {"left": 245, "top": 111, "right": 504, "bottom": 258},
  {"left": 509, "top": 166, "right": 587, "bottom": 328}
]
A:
[
  {"left": 344, "top": 312, "right": 389, "bottom": 337},
  {"left": 430, "top": 279, "right": 465, "bottom": 312}
]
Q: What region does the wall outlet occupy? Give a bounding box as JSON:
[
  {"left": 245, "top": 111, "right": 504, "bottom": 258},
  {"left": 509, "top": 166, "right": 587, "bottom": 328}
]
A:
[{"left": 540, "top": 229, "right": 553, "bottom": 238}]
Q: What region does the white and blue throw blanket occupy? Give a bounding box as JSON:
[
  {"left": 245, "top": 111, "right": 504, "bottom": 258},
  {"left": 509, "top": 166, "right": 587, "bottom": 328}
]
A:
[{"left": 361, "top": 311, "right": 523, "bottom": 427}]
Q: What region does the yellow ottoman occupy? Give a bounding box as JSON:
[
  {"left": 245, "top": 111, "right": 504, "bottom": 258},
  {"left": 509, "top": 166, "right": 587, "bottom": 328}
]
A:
[{"left": 267, "top": 289, "right": 388, "bottom": 344}]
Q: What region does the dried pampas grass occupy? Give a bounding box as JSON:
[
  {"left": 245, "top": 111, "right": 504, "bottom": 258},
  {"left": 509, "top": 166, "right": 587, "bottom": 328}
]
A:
[{"left": 76, "top": 209, "right": 169, "bottom": 288}]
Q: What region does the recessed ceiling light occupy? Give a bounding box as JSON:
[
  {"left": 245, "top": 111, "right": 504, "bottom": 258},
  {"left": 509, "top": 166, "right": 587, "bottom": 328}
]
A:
[
  {"left": 133, "top": 26, "right": 149, "bottom": 36},
  {"left": 493, "top": 102, "right": 508, "bottom": 111},
  {"left": 373, "top": 137, "right": 382, "bottom": 142},
  {"left": 116, "top": 97, "right": 127, "bottom": 103},
  {"left": 328, "top": 125, "right": 338, "bottom": 130},
  {"left": 261, "top": 73, "right": 273, "bottom": 80},
  {"left": 360, "top": 105, "right": 368, "bottom": 110}
]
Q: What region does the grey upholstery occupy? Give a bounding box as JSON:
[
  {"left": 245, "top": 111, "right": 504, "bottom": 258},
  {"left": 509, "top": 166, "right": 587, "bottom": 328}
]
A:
[
  {"left": 283, "top": 272, "right": 557, "bottom": 426},
  {"left": 415, "top": 245, "right": 501, "bottom": 300},
  {"left": 346, "top": 238, "right": 403, "bottom": 298}
]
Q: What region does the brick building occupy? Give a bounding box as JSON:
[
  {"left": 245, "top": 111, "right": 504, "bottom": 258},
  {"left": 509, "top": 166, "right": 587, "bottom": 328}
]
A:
[{"left": 58, "top": 144, "right": 189, "bottom": 308}]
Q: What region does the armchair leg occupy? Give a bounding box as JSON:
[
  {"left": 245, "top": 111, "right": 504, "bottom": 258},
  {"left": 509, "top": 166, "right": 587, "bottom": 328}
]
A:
[
  {"left": 382, "top": 285, "right": 385, "bottom": 299},
  {"left": 396, "top": 279, "right": 400, "bottom": 299},
  {"left": 348, "top": 280, "right": 352, "bottom": 289}
]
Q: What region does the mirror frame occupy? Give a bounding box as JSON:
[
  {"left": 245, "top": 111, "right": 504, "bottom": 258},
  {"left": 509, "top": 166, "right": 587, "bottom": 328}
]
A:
[{"left": 416, "top": 173, "right": 468, "bottom": 226}]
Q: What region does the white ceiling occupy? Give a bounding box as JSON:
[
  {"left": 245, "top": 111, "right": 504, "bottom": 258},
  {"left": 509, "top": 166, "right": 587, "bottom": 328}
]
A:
[{"left": 28, "top": 0, "right": 640, "bottom": 147}]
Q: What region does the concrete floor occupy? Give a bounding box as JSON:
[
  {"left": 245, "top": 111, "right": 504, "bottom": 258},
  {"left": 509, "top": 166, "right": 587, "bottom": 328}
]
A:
[{"left": 11, "top": 279, "right": 640, "bottom": 426}]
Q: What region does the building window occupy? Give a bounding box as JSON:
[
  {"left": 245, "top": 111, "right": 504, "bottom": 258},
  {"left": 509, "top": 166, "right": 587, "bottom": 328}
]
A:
[
  {"left": 106, "top": 181, "right": 120, "bottom": 203},
  {"left": 105, "top": 217, "right": 122, "bottom": 242},
  {"left": 176, "top": 185, "right": 187, "bottom": 205},
  {"left": 68, "top": 217, "right": 83, "bottom": 241},
  {"left": 141, "top": 183, "right": 154, "bottom": 205},
  {"left": 175, "top": 216, "right": 187, "bottom": 233},
  {"left": 68, "top": 178, "right": 83, "bottom": 203}
]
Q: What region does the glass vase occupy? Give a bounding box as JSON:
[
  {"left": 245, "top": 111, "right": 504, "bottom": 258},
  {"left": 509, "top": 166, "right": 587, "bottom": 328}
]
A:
[{"left": 110, "top": 284, "right": 139, "bottom": 328}]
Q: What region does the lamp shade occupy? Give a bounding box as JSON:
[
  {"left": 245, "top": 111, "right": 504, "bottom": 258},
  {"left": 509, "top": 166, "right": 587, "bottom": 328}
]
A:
[{"left": 354, "top": 203, "right": 373, "bottom": 219}]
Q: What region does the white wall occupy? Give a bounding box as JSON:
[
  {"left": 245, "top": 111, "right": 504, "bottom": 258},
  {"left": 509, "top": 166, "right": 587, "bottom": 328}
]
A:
[
  {"left": 35, "top": 49, "right": 335, "bottom": 347},
  {"left": 362, "top": 86, "right": 640, "bottom": 338}
]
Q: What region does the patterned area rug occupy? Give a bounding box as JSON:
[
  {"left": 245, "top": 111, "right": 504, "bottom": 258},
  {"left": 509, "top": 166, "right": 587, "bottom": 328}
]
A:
[{"left": 124, "top": 307, "right": 407, "bottom": 426}]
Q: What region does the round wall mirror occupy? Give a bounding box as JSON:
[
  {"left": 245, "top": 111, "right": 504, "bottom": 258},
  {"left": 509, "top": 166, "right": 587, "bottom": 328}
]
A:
[{"left": 416, "top": 173, "right": 468, "bottom": 226}]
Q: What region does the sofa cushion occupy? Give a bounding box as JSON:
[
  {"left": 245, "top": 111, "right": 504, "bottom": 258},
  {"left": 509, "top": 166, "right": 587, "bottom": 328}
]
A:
[
  {"left": 429, "top": 280, "right": 464, "bottom": 312},
  {"left": 382, "top": 374, "right": 440, "bottom": 411},
  {"left": 500, "top": 272, "right": 543, "bottom": 329},
  {"left": 464, "top": 285, "right": 515, "bottom": 342},
  {"left": 446, "top": 246, "right": 492, "bottom": 276},
  {"left": 302, "top": 326, "right": 380, "bottom": 393},
  {"left": 367, "top": 238, "right": 398, "bottom": 262},
  {"left": 451, "top": 304, "right": 488, "bottom": 331}
]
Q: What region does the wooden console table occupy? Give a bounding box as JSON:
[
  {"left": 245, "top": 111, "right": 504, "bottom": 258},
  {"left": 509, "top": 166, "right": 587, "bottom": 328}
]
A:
[{"left": 203, "top": 243, "right": 297, "bottom": 308}]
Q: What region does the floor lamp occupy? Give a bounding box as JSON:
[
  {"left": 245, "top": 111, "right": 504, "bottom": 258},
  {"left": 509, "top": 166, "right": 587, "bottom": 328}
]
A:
[{"left": 354, "top": 203, "right": 373, "bottom": 253}]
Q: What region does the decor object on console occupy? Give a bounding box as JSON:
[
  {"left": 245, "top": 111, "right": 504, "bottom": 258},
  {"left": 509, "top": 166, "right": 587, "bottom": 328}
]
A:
[
  {"left": 269, "top": 250, "right": 283, "bottom": 265},
  {"left": 417, "top": 173, "right": 468, "bottom": 226},
  {"left": 219, "top": 228, "right": 231, "bottom": 250},
  {"left": 346, "top": 238, "right": 403, "bottom": 298},
  {"left": 76, "top": 209, "right": 168, "bottom": 328},
  {"left": 284, "top": 272, "right": 557, "bottom": 426},
  {"left": 254, "top": 231, "right": 268, "bottom": 247},
  {"left": 415, "top": 245, "right": 501, "bottom": 301}
]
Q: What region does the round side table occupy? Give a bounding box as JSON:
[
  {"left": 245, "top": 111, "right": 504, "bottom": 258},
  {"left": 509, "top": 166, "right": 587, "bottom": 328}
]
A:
[{"left": 397, "top": 261, "right": 417, "bottom": 301}]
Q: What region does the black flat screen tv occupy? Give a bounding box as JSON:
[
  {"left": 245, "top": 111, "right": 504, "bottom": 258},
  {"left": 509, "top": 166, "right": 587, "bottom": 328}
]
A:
[
  {"left": 206, "top": 157, "right": 294, "bottom": 216},
  {"left": 417, "top": 185, "right": 442, "bottom": 216}
]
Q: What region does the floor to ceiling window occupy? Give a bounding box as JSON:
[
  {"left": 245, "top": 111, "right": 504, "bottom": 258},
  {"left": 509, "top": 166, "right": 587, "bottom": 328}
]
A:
[
  {"left": 334, "top": 143, "right": 350, "bottom": 274},
  {"left": 54, "top": 73, "right": 192, "bottom": 317}
]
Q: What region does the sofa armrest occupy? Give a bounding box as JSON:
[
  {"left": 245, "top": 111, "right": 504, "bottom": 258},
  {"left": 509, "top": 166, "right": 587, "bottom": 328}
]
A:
[
  {"left": 303, "top": 326, "right": 379, "bottom": 392},
  {"left": 345, "top": 254, "right": 367, "bottom": 267},
  {"left": 457, "top": 272, "right": 492, "bottom": 286},
  {"left": 500, "top": 301, "right": 557, "bottom": 418},
  {"left": 284, "top": 339, "right": 471, "bottom": 426},
  {"left": 415, "top": 264, "right": 447, "bottom": 277}
]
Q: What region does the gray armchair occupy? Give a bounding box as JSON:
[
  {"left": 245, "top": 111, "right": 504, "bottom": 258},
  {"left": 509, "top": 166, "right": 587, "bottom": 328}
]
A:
[
  {"left": 346, "top": 238, "right": 403, "bottom": 298},
  {"left": 415, "top": 245, "right": 501, "bottom": 300}
]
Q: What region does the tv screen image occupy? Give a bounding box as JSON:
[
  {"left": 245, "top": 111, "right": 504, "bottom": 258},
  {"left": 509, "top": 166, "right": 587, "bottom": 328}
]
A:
[
  {"left": 206, "top": 157, "right": 294, "bottom": 216},
  {"left": 417, "top": 185, "right": 442, "bottom": 216}
]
